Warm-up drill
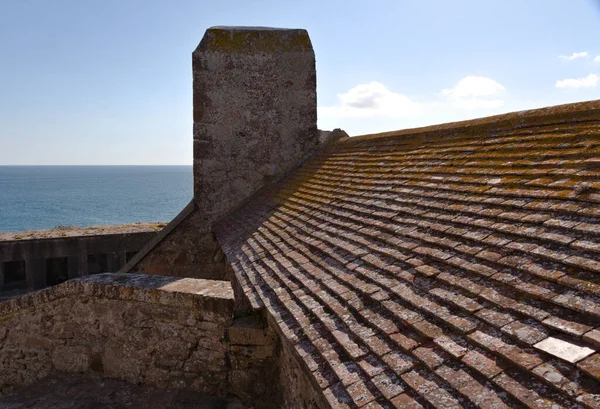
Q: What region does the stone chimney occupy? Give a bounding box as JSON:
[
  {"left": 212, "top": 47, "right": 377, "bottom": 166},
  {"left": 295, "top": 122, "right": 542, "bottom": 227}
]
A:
[{"left": 192, "top": 26, "right": 318, "bottom": 231}]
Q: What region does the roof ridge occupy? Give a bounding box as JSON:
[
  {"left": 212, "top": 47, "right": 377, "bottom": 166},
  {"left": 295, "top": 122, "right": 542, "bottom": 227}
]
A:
[{"left": 343, "top": 99, "right": 600, "bottom": 144}]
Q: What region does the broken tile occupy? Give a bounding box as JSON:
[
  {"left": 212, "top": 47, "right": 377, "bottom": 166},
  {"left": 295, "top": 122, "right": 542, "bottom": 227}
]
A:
[{"left": 534, "top": 337, "right": 595, "bottom": 363}]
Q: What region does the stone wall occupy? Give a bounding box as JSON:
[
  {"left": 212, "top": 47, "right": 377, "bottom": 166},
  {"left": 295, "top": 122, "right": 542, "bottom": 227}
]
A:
[
  {"left": 228, "top": 314, "right": 281, "bottom": 408},
  {"left": 128, "top": 208, "right": 228, "bottom": 280},
  {"left": 278, "top": 340, "right": 329, "bottom": 409},
  {"left": 0, "top": 230, "right": 156, "bottom": 295},
  {"left": 0, "top": 273, "right": 294, "bottom": 406},
  {"left": 0, "top": 274, "right": 234, "bottom": 396},
  {"left": 263, "top": 313, "right": 329, "bottom": 409}
]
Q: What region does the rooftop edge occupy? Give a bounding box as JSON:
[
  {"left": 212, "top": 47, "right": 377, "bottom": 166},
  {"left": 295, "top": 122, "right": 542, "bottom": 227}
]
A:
[
  {"left": 194, "top": 26, "right": 312, "bottom": 54},
  {"left": 345, "top": 98, "right": 600, "bottom": 144}
]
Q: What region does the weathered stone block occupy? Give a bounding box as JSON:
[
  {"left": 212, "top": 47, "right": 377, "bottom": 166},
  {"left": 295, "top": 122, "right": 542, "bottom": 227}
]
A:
[
  {"left": 196, "top": 320, "right": 223, "bottom": 333},
  {"left": 183, "top": 348, "right": 226, "bottom": 373},
  {"left": 16, "top": 334, "right": 56, "bottom": 350},
  {"left": 197, "top": 334, "right": 228, "bottom": 352},
  {"left": 143, "top": 366, "right": 169, "bottom": 388},
  {"left": 229, "top": 315, "right": 277, "bottom": 346},
  {"left": 52, "top": 345, "right": 90, "bottom": 373},
  {"left": 230, "top": 345, "right": 275, "bottom": 368},
  {"left": 190, "top": 371, "right": 228, "bottom": 396},
  {"left": 229, "top": 369, "right": 267, "bottom": 401},
  {"left": 102, "top": 341, "right": 143, "bottom": 383},
  {"left": 177, "top": 309, "right": 198, "bottom": 326},
  {"left": 155, "top": 338, "right": 194, "bottom": 361}
]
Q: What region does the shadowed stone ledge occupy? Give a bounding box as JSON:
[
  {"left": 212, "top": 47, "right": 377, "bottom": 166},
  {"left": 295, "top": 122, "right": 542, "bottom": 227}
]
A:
[{"left": 0, "top": 373, "right": 250, "bottom": 409}]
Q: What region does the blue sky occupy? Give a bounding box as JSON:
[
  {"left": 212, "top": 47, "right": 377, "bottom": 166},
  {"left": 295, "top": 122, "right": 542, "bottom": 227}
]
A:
[{"left": 1, "top": 0, "right": 600, "bottom": 165}]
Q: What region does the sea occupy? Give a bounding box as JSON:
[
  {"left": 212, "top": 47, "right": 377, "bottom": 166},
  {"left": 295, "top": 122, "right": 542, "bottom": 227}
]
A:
[{"left": 0, "top": 166, "right": 193, "bottom": 233}]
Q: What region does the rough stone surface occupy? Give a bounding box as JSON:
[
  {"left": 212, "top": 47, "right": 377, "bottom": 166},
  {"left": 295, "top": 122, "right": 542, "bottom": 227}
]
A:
[
  {"left": 192, "top": 26, "right": 318, "bottom": 230},
  {"left": 228, "top": 314, "right": 280, "bottom": 407},
  {"left": 0, "top": 372, "right": 250, "bottom": 409},
  {"left": 131, "top": 209, "right": 228, "bottom": 280},
  {"left": 278, "top": 336, "right": 329, "bottom": 409},
  {"left": 0, "top": 273, "right": 291, "bottom": 406},
  {"left": 0, "top": 228, "right": 157, "bottom": 292},
  {"left": 0, "top": 274, "right": 234, "bottom": 397},
  {"left": 229, "top": 315, "right": 277, "bottom": 346}
]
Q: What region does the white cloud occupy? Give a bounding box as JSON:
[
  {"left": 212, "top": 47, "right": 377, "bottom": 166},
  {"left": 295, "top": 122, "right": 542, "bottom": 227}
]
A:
[
  {"left": 441, "top": 76, "right": 505, "bottom": 98},
  {"left": 595, "top": 55, "right": 600, "bottom": 62},
  {"left": 555, "top": 74, "right": 599, "bottom": 89},
  {"left": 559, "top": 52, "right": 589, "bottom": 61},
  {"left": 319, "top": 82, "right": 420, "bottom": 118},
  {"left": 441, "top": 76, "right": 506, "bottom": 109}
]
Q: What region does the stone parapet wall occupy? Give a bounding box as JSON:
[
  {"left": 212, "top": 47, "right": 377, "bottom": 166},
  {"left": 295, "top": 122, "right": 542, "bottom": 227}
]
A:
[
  {"left": 0, "top": 273, "right": 299, "bottom": 406},
  {"left": 0, "top": 230, "right": 157, "bottom": 293},
  {"left": 0, "top": 223, "right": 163, "bottom": 242},
  {"left": 0, "top": 274, "right": 234, "bottom": 397}
]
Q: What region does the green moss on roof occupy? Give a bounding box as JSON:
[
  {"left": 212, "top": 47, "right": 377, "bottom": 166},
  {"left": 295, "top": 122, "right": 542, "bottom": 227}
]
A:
[{"left": 194, "top": 27, "right": 312, "bottom": 54}]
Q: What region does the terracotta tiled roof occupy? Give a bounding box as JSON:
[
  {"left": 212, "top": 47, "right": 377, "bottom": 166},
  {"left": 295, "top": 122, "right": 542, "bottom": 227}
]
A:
[{"left": 215, "top": 100, "right": 600, "bottom": 408}]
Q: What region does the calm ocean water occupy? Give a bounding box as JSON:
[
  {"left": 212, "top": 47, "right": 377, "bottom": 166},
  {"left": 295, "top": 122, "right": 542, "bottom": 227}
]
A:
[{"left": 0, "top": 166, "right": 193, "bottom": 233}]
